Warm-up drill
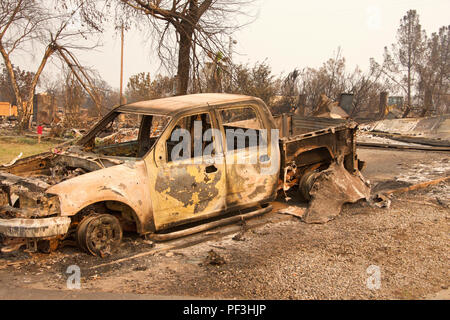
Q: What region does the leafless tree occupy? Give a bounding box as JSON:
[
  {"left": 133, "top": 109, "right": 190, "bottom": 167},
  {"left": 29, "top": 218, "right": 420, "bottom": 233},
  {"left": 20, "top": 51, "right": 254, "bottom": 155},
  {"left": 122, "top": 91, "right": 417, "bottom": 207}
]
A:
[
  {"left": 323, "top": 47, "right": 347, "bottom": 99},
  {"left": 76, "top": 0, "right": 257, "bottom": 96},
  {"left": 347, "top": 59, "right": 389, "bottom": 116},
  {"left": 289, "top": 49, "right": 348, "bottom": 114},
  {"left": 382, "top": 10, "right": 426, "bottom": 117},
  {"left": 229, "top": 61, "right": 280, "bottom": 108},
  {"left": 277, "top": 69, "right": 301, "bottom": 114},
  {"left": 56, "top": 45, "right": 104, "bottom": 116},
  {"left": 278, "top": 51, "right": 389, "bottom": 118},
  {"left": 416, "top": 25, "right": 449, "bottom": 116},
  {"left": 84, "top": 77, "right": 119, "bottom": 117},
  {"left": 0, "top": 0, "right": 100, "bottom": 129},
  {"left": 62, "top": 69, "right": 86, "bottom": 125},
  {"left": 126, "top": 72, "right": 176, "bottom": 102}
]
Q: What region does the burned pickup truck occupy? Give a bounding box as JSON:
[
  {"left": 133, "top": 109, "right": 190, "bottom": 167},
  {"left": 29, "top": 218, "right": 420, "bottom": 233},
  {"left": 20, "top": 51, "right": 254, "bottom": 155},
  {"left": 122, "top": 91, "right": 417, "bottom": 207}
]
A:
[{"left": 0, "top": 94, "right": 368, "bottom": 256}]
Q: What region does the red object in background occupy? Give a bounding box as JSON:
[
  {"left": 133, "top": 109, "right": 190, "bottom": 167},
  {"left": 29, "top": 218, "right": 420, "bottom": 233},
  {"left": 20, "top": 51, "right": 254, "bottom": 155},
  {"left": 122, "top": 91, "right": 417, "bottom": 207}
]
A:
[{"left": 37, "top": 125, "right": 43, "bottom": 135}]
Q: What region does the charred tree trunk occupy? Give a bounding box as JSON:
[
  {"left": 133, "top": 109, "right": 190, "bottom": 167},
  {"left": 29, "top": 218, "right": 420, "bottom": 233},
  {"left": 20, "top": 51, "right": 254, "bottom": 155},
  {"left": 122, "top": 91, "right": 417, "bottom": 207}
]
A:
[
  {"left": 295, "top": 94, "right": 306, "bottom": 116},
  {"left": 403, "top": 60, "right": 412, "bottom": 118},
  {"left": 176, "top": 24, "right": 193, "bottom": 96},
  {"left": 174, "top": 0, "right": 212, "bottom": 95},
  {"left": 118, "top": 0, "right": 214, "bottom": 96},
  {"left": 379, "top": 91, "right": 388, "bottom": 119},
  {"left": 0, "top": 41, "right": 54, "bottom": 130},
  {"left": 19, "top": 98, "right": 34, "bottom": 130},
  {"left": 421, "top": 88, "right": 432, "bottom": 117}
]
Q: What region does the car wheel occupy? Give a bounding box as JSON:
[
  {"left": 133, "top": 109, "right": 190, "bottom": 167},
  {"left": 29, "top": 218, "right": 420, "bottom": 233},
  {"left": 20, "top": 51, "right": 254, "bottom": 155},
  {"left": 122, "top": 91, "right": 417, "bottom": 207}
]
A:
[{"left": 76, "top": 214, "right": 122, "bottom": 257}]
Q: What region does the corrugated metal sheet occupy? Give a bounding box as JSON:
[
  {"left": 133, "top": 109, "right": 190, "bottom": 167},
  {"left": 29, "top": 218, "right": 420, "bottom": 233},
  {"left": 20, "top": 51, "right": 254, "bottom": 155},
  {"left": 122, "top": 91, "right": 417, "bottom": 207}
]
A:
[
  {"left": 291, "top": 116, "right": 347, "bottom": 132},
  {"left": 273, "top": 114, "right": 351, "bottom": 137}
]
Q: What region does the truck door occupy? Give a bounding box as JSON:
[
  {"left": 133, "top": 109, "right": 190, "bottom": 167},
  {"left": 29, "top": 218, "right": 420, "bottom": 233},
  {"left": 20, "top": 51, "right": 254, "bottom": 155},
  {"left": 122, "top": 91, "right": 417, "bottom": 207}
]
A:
[
  {"left": 149, "top": 111, "right": 227, "bottom": 230},
  {"left": 217, "top": 104, "right": 279, "bottom": 209}
]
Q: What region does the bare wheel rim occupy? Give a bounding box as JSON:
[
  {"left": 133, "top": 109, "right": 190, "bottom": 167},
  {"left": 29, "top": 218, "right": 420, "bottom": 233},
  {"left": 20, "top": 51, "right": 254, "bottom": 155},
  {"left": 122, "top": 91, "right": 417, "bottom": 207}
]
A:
[
  {"left": 76, "top": 215, "right": 97, "bottom": 253},
  {"left": 78, "top": 214, "right": 122, "bottom": 256}
]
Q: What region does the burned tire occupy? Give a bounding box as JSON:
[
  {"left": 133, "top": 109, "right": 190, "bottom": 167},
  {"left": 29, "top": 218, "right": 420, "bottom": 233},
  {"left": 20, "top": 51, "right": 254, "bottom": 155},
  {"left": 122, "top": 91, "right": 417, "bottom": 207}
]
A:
[
  {"left": 76, "top": 214, "right": 122, "bottom": 257},
  {"left": 298, "top": 170, "right": 319, "bottom": 201}
]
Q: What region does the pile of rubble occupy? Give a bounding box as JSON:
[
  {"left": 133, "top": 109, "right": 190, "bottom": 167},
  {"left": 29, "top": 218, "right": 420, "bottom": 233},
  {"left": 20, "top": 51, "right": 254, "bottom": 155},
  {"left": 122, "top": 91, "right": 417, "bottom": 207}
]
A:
[
  {"left": 357, "top": 115, "right": 450, "bottom": 151},
  {"left": 312, "top": 94, "right": 350, "bottom": 119},
  {"left": 96, "top": 128, "right": 139, "bottom": 145}
]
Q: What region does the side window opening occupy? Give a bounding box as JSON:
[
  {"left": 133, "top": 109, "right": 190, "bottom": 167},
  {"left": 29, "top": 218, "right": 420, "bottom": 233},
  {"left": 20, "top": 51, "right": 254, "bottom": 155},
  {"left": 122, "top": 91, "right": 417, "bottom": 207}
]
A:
[
  {"left": 137, "top": 115, "right": 170, "bottom": 157},
  {"left": 219, "top": 106, "right": 265, "bottom": 152},
  {"left": 166, "top": 113, "right": 215, "bottom": 163}
]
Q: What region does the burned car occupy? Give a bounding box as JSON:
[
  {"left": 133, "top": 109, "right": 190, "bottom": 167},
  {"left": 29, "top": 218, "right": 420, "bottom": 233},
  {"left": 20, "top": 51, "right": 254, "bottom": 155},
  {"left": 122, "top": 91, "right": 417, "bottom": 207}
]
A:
[{"left": 0, "top": 93, "right": 367, "bottom": 256}]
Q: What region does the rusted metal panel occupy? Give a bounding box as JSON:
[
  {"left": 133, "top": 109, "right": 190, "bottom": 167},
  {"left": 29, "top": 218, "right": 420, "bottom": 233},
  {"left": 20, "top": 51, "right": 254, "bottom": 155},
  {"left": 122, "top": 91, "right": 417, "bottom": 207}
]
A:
[
  {"left": 302, "top": 162, "right": 371, "bottom": 224},
  {"left": 118, "top": 93, "right": 258, "bottom": 116},
  {"left": 224, "top": 149, "right": 279, "bottom": 208},
  {"left": 273, "top": 114, "right": 351, "bottom": 136},
  {"left": 148, "top": 158, "right": 227, "bottom": 231},
  {"left": 47, "top": 160, "right": 153, "bottom": 233},
  {"left": 4, "top": 153, "right": 54, "bottom": 177},
  {"left": 278, "top": 119, "right": 357, "bottom": 169}
]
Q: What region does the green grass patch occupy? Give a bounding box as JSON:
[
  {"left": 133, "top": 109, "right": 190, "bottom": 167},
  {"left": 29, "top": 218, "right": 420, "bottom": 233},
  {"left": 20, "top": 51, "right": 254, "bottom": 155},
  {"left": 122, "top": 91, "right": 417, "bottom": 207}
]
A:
[{"left": 0, "top": 136, "right": 58, "bottom": 164}]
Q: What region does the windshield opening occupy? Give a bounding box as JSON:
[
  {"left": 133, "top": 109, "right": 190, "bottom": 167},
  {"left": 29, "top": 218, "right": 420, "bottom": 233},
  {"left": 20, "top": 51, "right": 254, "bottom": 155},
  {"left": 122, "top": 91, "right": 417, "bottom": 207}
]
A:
[{"left": 83, "top": 112, "right": 170, "bottom": 158}]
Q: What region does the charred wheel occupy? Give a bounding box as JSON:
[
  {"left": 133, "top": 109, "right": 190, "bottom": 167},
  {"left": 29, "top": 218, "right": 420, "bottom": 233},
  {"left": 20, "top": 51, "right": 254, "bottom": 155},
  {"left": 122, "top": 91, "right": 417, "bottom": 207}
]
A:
[
  {"left": 298, "top": 169, "right": 319, "bottom": 201},
  {"left": 76, "top": 214, "right": 122, "bottom": 257}
]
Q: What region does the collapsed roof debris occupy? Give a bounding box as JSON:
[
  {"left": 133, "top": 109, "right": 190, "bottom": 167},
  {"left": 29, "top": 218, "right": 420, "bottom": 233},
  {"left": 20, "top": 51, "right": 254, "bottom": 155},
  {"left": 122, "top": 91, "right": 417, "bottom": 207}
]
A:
[{"left": 312, "top": 94, "right": 350, "bottom": 119}]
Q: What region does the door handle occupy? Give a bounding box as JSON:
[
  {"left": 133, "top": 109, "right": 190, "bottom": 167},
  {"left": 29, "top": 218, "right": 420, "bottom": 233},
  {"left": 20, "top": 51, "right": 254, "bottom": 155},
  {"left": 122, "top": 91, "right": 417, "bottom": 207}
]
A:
[
  {"left": 205, "top": 165, "right": 218, "bottom": 174},
  {"left": 260, "top": 154, "right": 270, "bottom": 163}
]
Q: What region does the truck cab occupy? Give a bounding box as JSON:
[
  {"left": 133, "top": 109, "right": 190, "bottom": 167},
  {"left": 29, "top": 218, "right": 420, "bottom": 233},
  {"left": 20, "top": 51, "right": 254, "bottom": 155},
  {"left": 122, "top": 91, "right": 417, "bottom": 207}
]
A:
[{"left": 0, "top": 94, "right": 280, "bottom": 255}]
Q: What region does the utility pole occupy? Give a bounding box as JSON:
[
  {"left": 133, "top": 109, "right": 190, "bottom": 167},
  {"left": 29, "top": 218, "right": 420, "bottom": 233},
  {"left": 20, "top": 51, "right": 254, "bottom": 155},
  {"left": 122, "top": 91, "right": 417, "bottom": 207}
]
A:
[
  {"left": 229, "top": 36, "right": 237, "bottom": 64},
  {"left": 229, "top": 36, "right": 237, "bottom": 85},
  {"left": 120, "top": 24, "right": 125, "bottom": 105}
]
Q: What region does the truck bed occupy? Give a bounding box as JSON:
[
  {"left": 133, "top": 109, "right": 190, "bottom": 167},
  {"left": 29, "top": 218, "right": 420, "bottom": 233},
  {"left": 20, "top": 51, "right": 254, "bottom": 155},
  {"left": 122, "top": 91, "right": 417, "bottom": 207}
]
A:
[{"left": 273, "top": 114, "right": 358, "bottom": 171}]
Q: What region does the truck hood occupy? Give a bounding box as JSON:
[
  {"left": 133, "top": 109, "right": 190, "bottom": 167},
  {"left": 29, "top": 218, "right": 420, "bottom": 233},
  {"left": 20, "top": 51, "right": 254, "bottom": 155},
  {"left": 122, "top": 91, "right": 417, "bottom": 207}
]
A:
[
  {"left": 46, "top": 160, "right": 151, "bottom": 217},
  {"left": 0, "top": 148, "right": 144, "bottom": 219}
]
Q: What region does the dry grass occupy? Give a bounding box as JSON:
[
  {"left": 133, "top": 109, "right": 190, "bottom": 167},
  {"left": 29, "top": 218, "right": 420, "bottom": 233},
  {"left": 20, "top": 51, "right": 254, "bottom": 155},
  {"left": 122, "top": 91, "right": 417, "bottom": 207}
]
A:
[{"left": 0, "top": 136, "right": 57, "bottom": 164}]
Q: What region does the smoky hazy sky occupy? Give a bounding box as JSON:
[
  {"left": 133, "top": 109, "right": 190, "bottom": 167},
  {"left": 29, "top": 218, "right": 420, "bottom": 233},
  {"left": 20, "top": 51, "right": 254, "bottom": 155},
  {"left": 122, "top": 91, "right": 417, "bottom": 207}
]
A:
[{"left": 32, "top": 0, "right": 450, "bottom": 90}]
